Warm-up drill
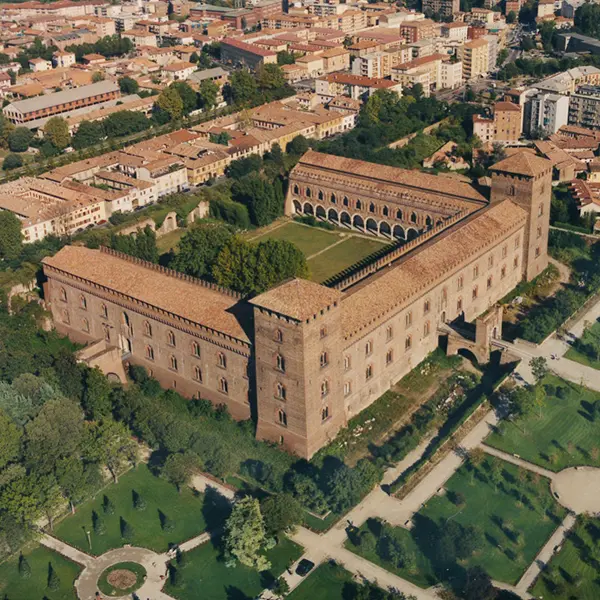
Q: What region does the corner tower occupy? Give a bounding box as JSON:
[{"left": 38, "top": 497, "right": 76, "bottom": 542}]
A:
[
  {"left": 489, "top": 152, "right": 553, "bottom": 281},
  {"left": 250, "top": 279, "right": 346, "bottom": 459}
]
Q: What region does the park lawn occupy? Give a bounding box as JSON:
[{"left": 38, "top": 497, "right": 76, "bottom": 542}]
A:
[
  {"left": 565, "top": 319, "right": 600, "bottom": 369},
  {"left": 252, "top": 221, "right": 339, "bottom": 257},
  {"left": 53, "top": 464, "right": 220, "bottom": 556},
  {"left": 157, "top": 228, "right": 186, "bottom": 253},
  {"left": 165, "top": 536, "right": 303, "bottom": 600},
  {"left": 531, "top": 516, "right": 600, "bottom": 600},
  {"left": 287, "top": 562, "right": 355, "bottom": 600},
  {"left": 347, "top": 456, "right": 566, "bottom": 587},
  {"left": 0, "top": 545, "right": 81, "bottom": 600},
  {"left": 485, "top": 375, "right": 600, "bottom": 471},
  {"left": 307, "top": 236, "right": 388, "bottom": 283}
]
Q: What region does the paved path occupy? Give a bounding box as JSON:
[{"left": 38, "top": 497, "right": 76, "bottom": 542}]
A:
[
  {"left": 178, "top": 531, "right": 211, "bottom": 553},
  {"left": 515, "top": 514, "right": 577, "bottom": 594},
  {"left": 40, "top": 535, "right": 94, "bottom": 567},
  {"left": 189, "top": 473, "right": 236, "bottom": 500},
  {"left": 381, "top": 432, "right": 437, "bottom": 486},
  {"left": 481, "top": 445, "right": 556, "bottom": 479}
]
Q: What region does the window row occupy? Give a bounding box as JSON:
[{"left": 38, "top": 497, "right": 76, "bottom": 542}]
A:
[{"left": 277, "top": 405, "right": 330, "bottom": 428}]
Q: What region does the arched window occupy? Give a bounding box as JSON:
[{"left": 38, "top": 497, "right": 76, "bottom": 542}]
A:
[
  {"left": 122, "top": 312, "right": 130, "bottom": 327},
  {"left": 59, "top": 287, "right": 67, "bottom": 302},
  {"left": 320, "top": 351, "right": 328, "bottom": 368},
  {"left": 321, "top": 380, "right": 329, "bottom": 397},
  {"left": 82, "top": 318, "right": 90, "bottom": 333},
  {"left": 365, "top": 340, "right": 372, "bottom": 356},
  {"left": 386, "top": 325, "right": 393, "bottom": 341},
  {"left": 101, "top": 303, "right": 108, "bottom": 319},
  {"left": 170, "top": 355, "right": 178, "bottom": 371},
  {"left": 344, "top": 381, "right": 351, "bottom": 396},
  {"left": 144, "top": 321, "right": 153, "bottom": 337},
  {"left": 383, "top": 206, "right": 389, "bottom": 217},
  {"left": 425, "top": 216, "right": 432, "bottom": 229},
  {"left": 276, "top": 382, "right": 286, "bottom": 400},
  {"left": 386, "top": 349, "right": 393, "bottom": 365},
  {"left": 305, "top": 187, "right": 311, "bottom": 198},
  {"left": 193, "top": 365, "right": 202, "bottom": 382},
  {"left": 146, "top": 345, "right": 154, "bottom": 361},
  {"left": 396, "top": 209, "right": 403, "bottom": 220},
  {"left": 276, "top": 354, "right": 285, "bottom": 372},
  {"left": 218, "top": 352, "right": 227, "bottom": 368},
  {"left": 79, "top": 295, "right": 87, "bottom": 310},
  {"left": 275, "top": 329, "right": 283, "bottom": 343},
  {"left": 322, "top": 406, "right": 329, "bottom": 421},
  {"left": 365, "top": 364, "right": 373, "bottom": 380},
  {"left": 293, "top": 184, "right": 299, "bottom": 194},
  {"left": 330, "top": 193, "right": 336, "bottom": 204},
  {"left": 356, "top": 199, "right": 362, "bottom": 210},
  {"left": 219, "top": 377, "right": 228, "bottom": 394},
  {"left": 410, "top": 212, "right": 417, "bottom": 224},
  {"left": 343, "top": 196, "right": 349, "bottom": 207},
  {"left": 320, "top": 326, "right": 327, "bottom": 339},
  {"left": 487, "top": 276, "right": 493, "bottom": 290},
  {"left": 457, "top": 298, "right": 463, "bottom": 312},
  {"left": 344, "top": 355, "right": 351, "bottom": 371},
  {"left": 424, "top": 321, "right": 431, "bottom": 337},
  {"left": 62, "top": 309, "right": 70, "bottom": 324},
  {"left": 192, "top": 341, "right": 201, "bottom": 357},
  {"left": 369, "top": 202, "right": 375, "bottom": 213},
  {"left": 103, "top": 324, "right": 110, "bottom": 342},
  {"left": 472, "top": 286, "right": 478, "bottom": 300},
  {"left": 318, "top": 190, "right": 324, "bottom": 201},
  {"left": 405, "top": 335, "right": 412, "bottom": 350},
  {"left": 508, "top": 184, "right": 515, "bottom": 196},
  {"left": 424, "top": 299, "right": 430, "bottom": 314},
  {"left": 167, "top": 330, "right": 176, "bottom": 347},
  {"left": 278, "top": 409, "right": 287, "bottom": 426}
]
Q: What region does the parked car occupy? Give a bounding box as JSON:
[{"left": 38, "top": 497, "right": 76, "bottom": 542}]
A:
[{"left": 295, "top": 559, "right": 315, "bottom": 577}]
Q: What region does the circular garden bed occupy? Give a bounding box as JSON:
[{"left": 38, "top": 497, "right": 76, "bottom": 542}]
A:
[{"left": 97, "top": 562, "right": 147, "bottom": 596}]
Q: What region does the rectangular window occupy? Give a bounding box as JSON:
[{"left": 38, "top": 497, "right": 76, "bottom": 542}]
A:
[
  {"left": 344, "top": 381, "right": 351, "bottom": 396},
  {"left": 457, "top": 275, "right": 464, "bottom": 291},
  {"left": 386, "top": 325, "right": 393, "bottom": 341},
  {"left": 488, "top": 255, "right": 494, "bottom": 269},
  {"left": 472, "top": 286, "right": 478, "bottom": 300},
  {"left": 502, "top": 245, "right": 507, "bottom": 259},
  {"left": 535, "top": 246, "right": 541, "bottom": 258},
  {"left": 473, "top": 265, "right": 479, "bottom": 279},
  {"left": 405, "top": 336, "right": 412, "bottom": 350},
  {"left": 405, "top": 311, "right": 412, "bottom": 328}
]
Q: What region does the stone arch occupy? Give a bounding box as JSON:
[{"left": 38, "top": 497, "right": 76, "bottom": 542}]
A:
[
  {"left": 316, "top": 205, "right": 326, "bottom": 219},
  {"left": 356, "top": 199, "right": 362, "bottom": 210},
  {"left": 293, "top": 199, "right": 302, "bottom": 214},
  {"left": 393, "top": 224, "right": 405, "bottom": 239},
  {"left": 328, "top": 208, "right": 339, "bottom": 223},
  {"left": 396, "top": 209, "right": 403, "bottom": 220},
  {"left": 410, "top": 212, "right": 418, "bottom": 224},
  {"left": 425, "top": 215, "right": 433, "bottom": 229},
  {"left": 379, "top": 221, "right": 391, "bottom": 237},
  {"left": 305, "top": 187, "right": 312, "bottom": 198},
  {"left": 293, "top": 184, "right": 299, "bottom": 195},
  {"left": 318, "top": 190, "right": 324, "bottom": 201},
  {"left": 382, "top": 205, "right": 389, "bottom": 217},
  {"left": 330, "top": 193, "right": 336, "bottom": 204},
  {"left": 366, "top": 217, "right": 378, "bottom": 234},
  {"left": 368, "top": 202, "right": 376, "bottom": 214},
  {"left": 303, "top": 202, "right": 314, "bottom": 215},
  {"left": 341, "top": 211, "right": 351, "bottom": 227},
  {"left": 406, "top": 228, "right": 418, "bottom": 241},
  {"left": 353, "top": 214, "right": 364, "bottom": 229},
  {"left": 343, "top": 196, "right": 349, "bottom": 207}
]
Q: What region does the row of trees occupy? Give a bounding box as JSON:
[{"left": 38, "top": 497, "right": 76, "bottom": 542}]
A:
[{"left": 65, "top": 35, "right": 134, "bottom": 62}]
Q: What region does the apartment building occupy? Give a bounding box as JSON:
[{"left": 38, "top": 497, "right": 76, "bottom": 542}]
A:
[
  {"left": 52, "top": 50, "right": 76, "bottom": 68},
  {"left": 122, "top": 29, "right": 158, "bottom": 47},
  {"left": 568, "top": 85, "right": 600, "bottom": 130},
  {"left": 441, "top": 60, "right": 463, "bottom": 89},
  {"left": 524, "top": 90, "right": 570, "bottom": 136},
  {"left": 400, "top": 19, "right": 435, "bottom": 44},
  {"left": 458, "top": 38, "right": 489, "bottom": 79},
  {"left": 163, "top": 61, "right": 197, "bottom": 81},
  {"left": 422, "top": 0, "right": 459, "bottom": 17},
  {"left": 441, "top": 22, "right": 469, "bottom": 42},
  {"left": 473, "top": 101, "right": 522, "bottom": 143},
  {"left": 220, "top": 37, "right": 277, "bottom": 70},
  {"left": 316, "top": 73, "right": 402, "bottom": 101},
  {"left": 391, "top": 54, "right": 449, "bottom": 96}
]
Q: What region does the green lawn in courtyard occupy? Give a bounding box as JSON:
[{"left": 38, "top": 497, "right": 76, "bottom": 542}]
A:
[
  {"left": 307, "top": 236, "right": 388, "bottom": 283},
  {"left": 531, "top": 516, "right": 600, "bottom": 599},
  {"left": 53, "top": 464, "right": 225, "bottom": 556},
  {"left": 252, "top": 221, "right": 340, "bottom": 257},
  {"left": 0, "top": 545, "right": 81, "bottom": 600},
  {"left": 485, "top": 375, "right": 600, "bottom": 471},
  {"left": 347, "top": 456, "right": 566, "bottom": 587},
  {"left": 565, "top": 319, "right": 600, "bottom": 370},
  {"left": 287, "top": 562, "right": 355, "bottom": 600},
  {"left": 165, "top": 536, "right": 302, "bottom": 600},
  {"left": 157, "top": 228, "right": 186, "bottom": 254}
]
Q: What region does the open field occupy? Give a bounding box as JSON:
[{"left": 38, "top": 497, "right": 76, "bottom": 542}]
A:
[
  {"left": 287, "top": 562, "right": 356, "bottom": 600},
  {"left": 531, "top": 516, "right": 600, "bottom": 599},
  {"left": 0, "top": 545, "right": 81, "bottom": 600},
  {"left": 347, "top": 456, "right": 566, "bottom": 586},
  {"left": 165, "top": 536, "right": 302, "bottom": 600},
  {"left": 53, "top": 464, "right": 226, "bottom": 556},
  {"left": 485, "top": 375, "right": 600, "bottom": 471}
]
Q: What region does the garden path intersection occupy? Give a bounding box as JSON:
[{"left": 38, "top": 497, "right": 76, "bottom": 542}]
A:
[{"left": 41, "top": 295, "right": 600, "bottom": 600}]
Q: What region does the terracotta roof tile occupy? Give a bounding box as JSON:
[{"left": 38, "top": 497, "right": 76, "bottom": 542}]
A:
[{"left": 490, "top": 151, "right": 552, "bottom": 177}]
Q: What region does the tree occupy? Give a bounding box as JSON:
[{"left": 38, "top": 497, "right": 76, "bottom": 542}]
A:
[
  {"left": 0, "top": 114, "right": 14, "bottom": 149},
  {"left": 104, "top": 110, "right": 150, "bottom": 138},
  {"left": 272, "top": 576, "right": 290, "bottom": 596},
  {"left": 225, "top": 69, "right": 258, "bottom": 105},
  {"left": 44, "top": 117, "right": 70, "bottom": 150},
  {"left": 2, "top": 153, "right": 23, "bottom": 170},
  {"left": 82, "top": 367, "right": 112, "bottom": 420},
  {"left": 260, "top": 493, "right": 303, "bottom": 536},
  {"left": 121, "top": 518, "right": 134, "bottom": 541},
  {"left": 286, "top": 135, "right": 309, "bottom": 156},
  {"left": 56, "top": 456, "right": 102, "bottom": 513},
  {"left": 574, "top": 2, "right": 600, "bottom": 38},
  {"left": 172, "top": 222, "right": 232, "bottom": 279},
  {"left": 0, "top": 211, "right": 23, "bottom": 260},
  {"left": 224, "top": 496, "right": 271, "bottom": 571},
  {"left": 257, "top": 64, "right": 286, "bottom": 91},
  {"left": 118, "top": 76, "right": 139, "bottom": 95},
  {"left": 529, "top": 356, "right": 548, "bottom": 383},
  {"left": 277, "top": 50, "right": 296, "bottom": 65},
  {"left": 506, "top": 10, "right": 516, "bottom": 23},
  {"left": 154, "top": 85, "right": 184, "bottom": 121},
  {"left": 205, "top": 444, "right": 237, "bottom": 481},
  {"left": 8, "top": 127, "right": 33, "bottom": 152},
  {"left": 463, "top": 566, "right": 495, "bottom": 600},
  {"left": 0, "top": 410, "right": 21, "bottom": 470},
  {"left": 172, "top": 81, "right": 198, "bottom": 115},
  {"left": 160, "top": 451, "right": 201, "bottom": 492},
  {"left": 198, "top": 79, "right": 219, "bottom": 111},
  {"left": 47, "top": 565, "right": 60, "bottom": 590},
  {"left": 18, "top": 554, "right": 31, "bottom": 579},
  {"left": 467, "top": 447, "right": 485, "bottom": 483},
  {"left": 72, "top": 120, "right": 105, "bottom": 149},
  {"left": 231, "top": 173, "right": 283, "bottom": 226},
  {"left": 226, "top": 154, "right": 263, "bottom": 180}
]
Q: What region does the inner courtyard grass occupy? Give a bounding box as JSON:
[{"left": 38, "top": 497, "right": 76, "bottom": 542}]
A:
[
  {"left": 251, "top": 221, "right": 339, "bottom": 256},
  {"left": 164, "top": 536, "right": 302, "bottom": 600},
  {"left": 0, "top": 545, "right": 81, "bottom": 600},
  {"left": 346, "top": 456, "right": 566, "bottom": 587},
  {"left": 287, "top": 562, "right": 356, "bottom": 600},
  {"left": 53, "top": 464, "right": 222, "bottom": 556},
  {"left": 485, "top": 375, "right": 600, "bottom": 471},
  {"left": 531, "top": 516, "right": 600, "bottom": 600}
]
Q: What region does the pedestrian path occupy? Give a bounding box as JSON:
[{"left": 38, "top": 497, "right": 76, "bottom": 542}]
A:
[
  {"left": 481, "top": 445, "right": 556, "bottom": 479},
  {"left": 40, "top": 534, "right": 94, "bottom": 567}
]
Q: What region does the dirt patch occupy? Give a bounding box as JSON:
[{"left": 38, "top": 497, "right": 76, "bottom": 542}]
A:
[{"left": 107, "top": 569, "right": 137, "bottom": 590}]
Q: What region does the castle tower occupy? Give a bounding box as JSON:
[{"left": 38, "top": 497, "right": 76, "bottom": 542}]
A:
[
  {"left": 489, "top": 152, "right": 553, "bottom": 282},
  {"left": 250, "top": 279, "right": 346, "bottom": 459}
]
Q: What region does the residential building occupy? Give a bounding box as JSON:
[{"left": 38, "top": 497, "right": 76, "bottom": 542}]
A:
[
  {"left": 316, "top": 72, "right": 402, "bottom": 101},
  {"left": 163, "top": 61, "right": 197, "bottom": 81},
  {"left": 52, "top": 50, "right": 76, "bottom": 68},
  {"left": 568, "top": 85, "right": 600, "bottom": 130},
  {"left": 441, "top": 22, "right": 469, "bottom": 42},
  {"left": 422, "top": 0, "right": 459, "bottom": 17},
  {"left": 400, "top": 19, "right": 435, "bottom": 44},
  {"left": 458, "top": 38, "right": 489, "bottom": 79},
  {"left": 220, "top": 37, "right": 278, "bottom": 70},
  {"left": 524, "top": 90, "right": 570, "bottom": 136}
]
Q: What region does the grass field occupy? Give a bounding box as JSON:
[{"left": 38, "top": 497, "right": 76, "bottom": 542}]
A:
[
  {"left": 287, "top": 562, "right": 356, "bottom": 600},
  {"left": 347, "top": 456, "right": 566, "bottom": 587},
  {"left": 165, "top": 537, "right": 302, "bottom": 600},
  {"left": 485, "top": 375, "right": 600, "bottom": 471},
  {"left": 0, "top": 545, "right": 81, "bottom": 600},
  {"left": 531, "top": 516, "right": 600, "bottom": 599},
  {"left": 157, "top": 228, "right": 186, "bottom": 253},
  {"left": 53, "top": 464, "right": 225, "bottom": 556},
  {"left": 251, "top": 221, "right": 388, "bottom": 282},
  {"left": 565, "top": 319, "right": 600, "bottom": 369}
]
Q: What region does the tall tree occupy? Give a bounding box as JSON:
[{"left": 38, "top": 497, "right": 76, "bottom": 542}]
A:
[
  {"left": 171, "top": 81, "right": 198, "bottom": 115},
  {"left": 0, "top": 211, "right": 23, "bottom": 260},
  {"left": 8, "top": 127, "right": 33, "bottom": 153},
  {"left": 154, "top": 85, "right": 184, "bottom": 121},
  {"left": 0, "top": 409, "right": 21, "bottom": 470},
  {"left": 43, "top": 117, "right": 70, "bottom": 150},
  {"left": 72, "top": 120, "right": 105, "bottom": 150},
  {"left": 160, "top": 451, "right": 201, "bottom": 492},
  {"left": 82, "top": 367, "right": 112, "bottom": 420},
  {"left": 198, "top": 79, "right": 219, "bottom": 111},
  {"left": 118, "top": 76, "right": 139, "bottom": 95}
]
